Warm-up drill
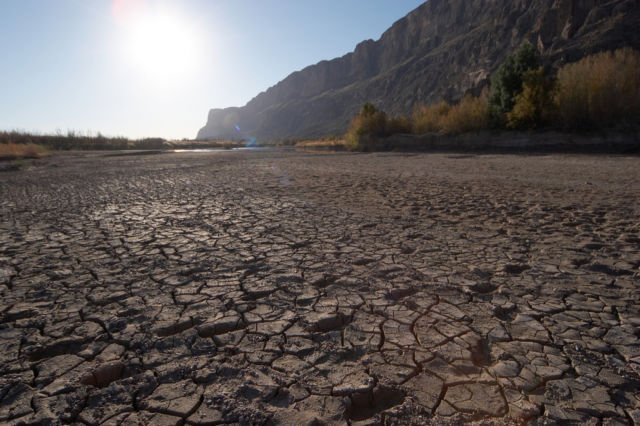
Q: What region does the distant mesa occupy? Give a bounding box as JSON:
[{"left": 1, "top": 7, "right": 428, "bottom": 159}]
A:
[{"left": 197, "top": 0, "right": 640, "bottom": 142}]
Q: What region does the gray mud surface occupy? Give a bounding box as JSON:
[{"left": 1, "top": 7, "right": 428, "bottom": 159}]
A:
[{"left": 1, "top": 150, "right": 639, "bottom": 425}]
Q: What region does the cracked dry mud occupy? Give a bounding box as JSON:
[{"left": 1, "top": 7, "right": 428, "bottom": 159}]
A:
[{"left": 1, "top": 150, "right": 639, "bottom": 426}]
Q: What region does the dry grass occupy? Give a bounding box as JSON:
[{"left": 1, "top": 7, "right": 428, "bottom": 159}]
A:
[
  {"left": 0, "top": 130, "right": 166, "bottom": 151},
  {"left": 295, "top": 139, "right": 348, "bottom": 150},
  {"left": 0, "top": 143, "right": 48, "bottom": 161},
  {"left": 0, "top": 131, "right": 249, "bottom": 151},
  {"left": 555, "top": 48, "right": 640, "bottom": 130}
]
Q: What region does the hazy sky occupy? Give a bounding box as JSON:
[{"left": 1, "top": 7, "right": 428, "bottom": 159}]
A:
[{"left": 0, "top": 0, "right": 424, "bottom": 139}]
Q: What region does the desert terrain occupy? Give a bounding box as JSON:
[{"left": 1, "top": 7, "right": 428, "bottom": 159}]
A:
[{"left": 1, "top": 150, "right": 639, "bottom": 425}]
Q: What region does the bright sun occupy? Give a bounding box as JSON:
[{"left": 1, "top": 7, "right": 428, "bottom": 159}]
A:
[{"left": 117, "top": 3, "right": 201, "bottom": 87}]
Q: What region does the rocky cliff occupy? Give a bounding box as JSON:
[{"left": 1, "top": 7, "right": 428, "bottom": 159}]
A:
[{"left": 197, "top": 0, "right": 640, "bottom": 141}]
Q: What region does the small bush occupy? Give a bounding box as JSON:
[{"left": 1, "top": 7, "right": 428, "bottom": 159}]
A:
[
  {"left": 345, "top": 103, "right": 410, "bottom": 149},
  {"left": 386, "top": 116, "right": 412, "bottom": 135},
  {"left": 555, "top": 48, "right": 640, "bottom": 130},
  {"left": 345, "top": 104, "right": 386, "bottom": 149},
  {"left": 507, "top": 68, "right": 555, "bottom": 129}
]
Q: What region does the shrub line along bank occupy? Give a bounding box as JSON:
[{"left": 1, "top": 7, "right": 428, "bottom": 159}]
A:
[{"left": 344, "top": 46, "right": 640, "bottom": 151}]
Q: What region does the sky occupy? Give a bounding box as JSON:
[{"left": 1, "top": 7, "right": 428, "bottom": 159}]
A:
[{"left": 0, "top": 0, "right": 425, "bottom": 139}]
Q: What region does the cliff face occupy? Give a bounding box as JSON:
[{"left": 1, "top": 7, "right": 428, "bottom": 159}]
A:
[{"left": 197, "top": 0, "right": 640, "bottom": 141}]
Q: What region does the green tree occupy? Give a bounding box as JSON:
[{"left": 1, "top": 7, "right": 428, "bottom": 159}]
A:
[{"left": 489, "top": 42, "right": 540, "bottom": 126}]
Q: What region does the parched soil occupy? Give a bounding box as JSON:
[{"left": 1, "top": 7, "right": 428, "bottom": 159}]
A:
[{"left": 1, "top": 150, "right": 639, "bottom": 425}]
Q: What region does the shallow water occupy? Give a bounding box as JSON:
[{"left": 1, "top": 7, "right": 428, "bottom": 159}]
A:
[
  {"left": 172, "top": 148, "right": 227, "bottom": 153},
  {"left": 172, "top": 147, "right": 268, "bottom": 153}
]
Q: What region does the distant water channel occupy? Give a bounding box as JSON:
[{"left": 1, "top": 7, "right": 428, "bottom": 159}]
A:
[{"left": 172, "top": 147, "right": 268, "bottom": 153}]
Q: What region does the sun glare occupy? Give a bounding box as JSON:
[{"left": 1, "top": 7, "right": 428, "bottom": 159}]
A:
[{"left": 115, "top": 2, "right": 202, "bottom": 87}]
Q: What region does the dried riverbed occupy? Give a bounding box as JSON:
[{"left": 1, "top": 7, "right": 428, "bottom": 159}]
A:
[{"left": 1, "top": 150, "right": 639, "bottom": 425}]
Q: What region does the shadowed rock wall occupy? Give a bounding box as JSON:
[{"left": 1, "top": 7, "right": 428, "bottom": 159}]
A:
[{"left": 197, "top": 0, "right": 640, "bottom": 142}]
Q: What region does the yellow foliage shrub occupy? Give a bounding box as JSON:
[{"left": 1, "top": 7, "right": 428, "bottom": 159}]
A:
[
  {"left": 507, "top": 68, "right": 555, "bottom": 129},
  {"left": 386, "top": 116, "right": 412, "bottom": 135},
  {"left": 345, "top": 103, "right": 411, "bottom": 149},
  {"left": 412, "top": 95, "right": 489, "bottom": 135},
  {"left": 441, "top": 94, "right": 490, "bottom": 134},
  {"left": 412, "top": 101, "right": 451, "bottom": 133},
  {"left": 555, "top": 48, "right": 640, "bottom": 129},
  {"left": 345, "top": 110, "right": 388, "bottom": 149}
]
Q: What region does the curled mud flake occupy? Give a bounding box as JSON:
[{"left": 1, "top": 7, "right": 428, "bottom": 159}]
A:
[
  {"left": 79, "top": 361, "right": 125, "bottom": 388},
  {"left": 196, "top": 315, "right": 246, "bottom": 337},
  {"left": 444, "top": 383, "right": 507, "bottom": 417},
  {"left": 304, "top": 311, "right": 350, "bottom": 333},
  {"left": 346, "top": 385, "right": 406, "bottom": 421}
]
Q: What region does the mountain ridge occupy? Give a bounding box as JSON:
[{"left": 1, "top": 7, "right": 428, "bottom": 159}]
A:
[{"left": 197, "top": 0, "right": 640, "bottom": 141}]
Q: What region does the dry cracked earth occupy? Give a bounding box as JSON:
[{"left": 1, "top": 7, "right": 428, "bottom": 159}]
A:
[{"left": 1, "top": 150, "right": 639, "bottom": 426}]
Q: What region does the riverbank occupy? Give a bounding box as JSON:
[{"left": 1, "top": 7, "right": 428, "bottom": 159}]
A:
[{"left": 295, "top": 131, "right": 640, "bottom": 154}]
